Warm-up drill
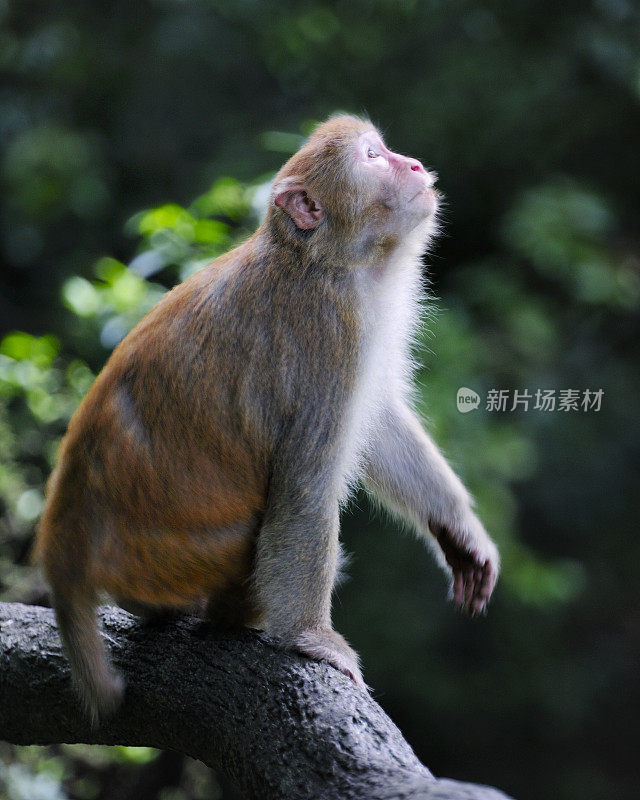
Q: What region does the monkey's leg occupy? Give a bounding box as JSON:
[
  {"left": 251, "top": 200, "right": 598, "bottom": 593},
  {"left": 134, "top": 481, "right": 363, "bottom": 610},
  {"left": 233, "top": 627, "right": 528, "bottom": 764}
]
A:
[
  {"left": 362, "top": 401, "right": 499, "bottom": 615},
  {"left": 204, "top": 580, "right": 257, "bottom": 629},
  {"left": 251, "top": 468, "right": 364, "bottom": 688}
]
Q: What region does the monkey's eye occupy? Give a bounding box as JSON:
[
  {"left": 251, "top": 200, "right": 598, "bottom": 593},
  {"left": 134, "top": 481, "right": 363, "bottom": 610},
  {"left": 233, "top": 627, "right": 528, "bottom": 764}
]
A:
[{"left": 367, "top": 148, "right": 378, "bottom": 159}]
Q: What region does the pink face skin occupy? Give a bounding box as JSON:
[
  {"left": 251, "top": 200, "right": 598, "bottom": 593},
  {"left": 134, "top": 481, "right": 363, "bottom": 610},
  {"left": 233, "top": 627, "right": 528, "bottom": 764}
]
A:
[{"left": 355, "top": 130, "right": 438, "bottom": 220}]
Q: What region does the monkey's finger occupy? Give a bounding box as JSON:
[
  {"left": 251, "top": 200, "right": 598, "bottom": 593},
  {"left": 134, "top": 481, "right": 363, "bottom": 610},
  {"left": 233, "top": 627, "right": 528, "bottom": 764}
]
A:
[
  {"left": 345, "top": 668, "right": 370, "bottom": 691},
  {"left": 470, "top": 561, "right": 495, "bottom": 614},
  {"left": 470, "top": 566, "right": 486, "bottom": 610},
  {"left": 470, "top": 601, "right": 484, "bottom": 616},
  {"left": 478, "top": 559, "right": 496, "bottom": 598},
  {"left": 440, "top": 544, "right": 465, "bottom": 606},
  {"left": 463, "top": 564, "right": 476, "bottom": 612},
  {"left": 464, "top": 580, "right": 474, "bottom": 611},
  {"left": 451, "top": 569, "right": 465, "bottom": 606}
]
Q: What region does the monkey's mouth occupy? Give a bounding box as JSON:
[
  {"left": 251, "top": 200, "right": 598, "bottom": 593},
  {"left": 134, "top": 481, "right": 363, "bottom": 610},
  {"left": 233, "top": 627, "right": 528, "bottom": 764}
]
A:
[
  {"left": 410, "top": 188, "right": 440, "bottom": 212},
  {"left": 411, "top": 187, "right": 438, "bottom": 202}
]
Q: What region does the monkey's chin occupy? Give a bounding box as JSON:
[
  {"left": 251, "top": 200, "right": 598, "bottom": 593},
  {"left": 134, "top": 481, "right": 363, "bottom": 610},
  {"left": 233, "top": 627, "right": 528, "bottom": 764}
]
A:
[
  {"left": 404, "top": 189, "right": 437, "bottom": 224},
  {"left": 418, "top": 188, "right": 439, "bottom": 217},
  {"left": 406, "top": 207, "right": 439, "bottom": 247},
  {"left": 407, "top": 192, "right": 438, "bottom": 229}
]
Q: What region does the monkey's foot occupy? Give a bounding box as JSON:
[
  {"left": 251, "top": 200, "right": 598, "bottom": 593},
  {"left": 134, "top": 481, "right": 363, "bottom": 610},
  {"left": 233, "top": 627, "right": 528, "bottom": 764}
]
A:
[
  {"left": 290, "top": 628, "right": 366, "bottom": 690},
  {"left": 431, "top": 520, "right": 499, "bottom": 616}
]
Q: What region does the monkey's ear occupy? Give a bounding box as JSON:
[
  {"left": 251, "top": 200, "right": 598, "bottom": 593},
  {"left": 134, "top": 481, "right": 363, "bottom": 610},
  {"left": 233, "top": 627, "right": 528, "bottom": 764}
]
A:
[{"left": 273, "top": 181, "right": 324, "bottom": 230}]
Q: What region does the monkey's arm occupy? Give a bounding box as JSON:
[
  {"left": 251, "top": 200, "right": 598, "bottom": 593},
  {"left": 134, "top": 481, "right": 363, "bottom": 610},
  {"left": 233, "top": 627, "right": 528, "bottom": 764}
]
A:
[
  {"left": 362, "top": 401, "right": 499, "bottom": 614},
  {"left": 252, "top": 459, "right": 365, "bottom": 687}
]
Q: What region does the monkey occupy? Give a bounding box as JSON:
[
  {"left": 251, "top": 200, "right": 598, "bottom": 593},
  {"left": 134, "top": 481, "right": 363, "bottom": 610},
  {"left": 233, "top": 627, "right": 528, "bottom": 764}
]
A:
[{"left": 34, "top": 114, "right": 499, "bottom": 722}]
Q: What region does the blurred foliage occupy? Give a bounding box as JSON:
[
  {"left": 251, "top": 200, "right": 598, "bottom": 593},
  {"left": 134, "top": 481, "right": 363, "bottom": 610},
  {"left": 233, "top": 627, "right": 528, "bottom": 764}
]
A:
[
  {"left": 0, "top": 743, "right": 223, "bottom": 800},
  {"left": 1, "top": 1, "right": 639, "bottom": 800}
]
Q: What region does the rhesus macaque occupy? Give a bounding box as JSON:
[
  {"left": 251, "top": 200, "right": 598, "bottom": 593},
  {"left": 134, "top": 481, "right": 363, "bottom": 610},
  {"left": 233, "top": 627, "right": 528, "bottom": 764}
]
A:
[{"left": 35, "top": 115, "right": 499, "bottom": 721}]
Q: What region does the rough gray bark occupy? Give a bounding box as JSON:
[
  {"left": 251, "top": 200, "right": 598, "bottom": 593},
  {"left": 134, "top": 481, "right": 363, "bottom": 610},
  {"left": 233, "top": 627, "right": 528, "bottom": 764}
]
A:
[{"left": 0, "top": 602, "right": 513, "bottom": 800}]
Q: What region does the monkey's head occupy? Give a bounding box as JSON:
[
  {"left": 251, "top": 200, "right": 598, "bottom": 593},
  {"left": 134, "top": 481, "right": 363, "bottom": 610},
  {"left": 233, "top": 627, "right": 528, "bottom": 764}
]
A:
[{"left": 268, "top": 115, "right": 439, "bottom": 261}]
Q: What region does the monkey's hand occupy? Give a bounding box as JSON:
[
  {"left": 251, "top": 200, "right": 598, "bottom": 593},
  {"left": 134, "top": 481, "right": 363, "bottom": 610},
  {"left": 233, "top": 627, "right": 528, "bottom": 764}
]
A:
[
  {"left": 287, "top": 628, "right": 366, "bottom": 690},
  {"left": 430, "top": 513, "right": 499, "bottom": 616}
]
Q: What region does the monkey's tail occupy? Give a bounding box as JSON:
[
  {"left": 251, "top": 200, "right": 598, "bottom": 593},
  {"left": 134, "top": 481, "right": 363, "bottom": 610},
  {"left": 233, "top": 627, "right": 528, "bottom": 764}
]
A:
[
  {"left": 34, "top": 460, "right": 124, "bottom": 723},
  {"left": 51, "top": 589, "right": 125, "bottom": 725}
]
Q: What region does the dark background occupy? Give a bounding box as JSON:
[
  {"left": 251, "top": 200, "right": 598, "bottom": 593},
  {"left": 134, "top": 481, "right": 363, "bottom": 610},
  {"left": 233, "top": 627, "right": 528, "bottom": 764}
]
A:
[{"left": 1, "top": 2, "right": 639, "bottom": 799}]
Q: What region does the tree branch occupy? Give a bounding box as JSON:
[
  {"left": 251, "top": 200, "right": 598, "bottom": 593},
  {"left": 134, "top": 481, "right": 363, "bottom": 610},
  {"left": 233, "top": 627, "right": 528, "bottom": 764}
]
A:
[{"left": 0, "top": 602, "right": 512, "bottom": 800}]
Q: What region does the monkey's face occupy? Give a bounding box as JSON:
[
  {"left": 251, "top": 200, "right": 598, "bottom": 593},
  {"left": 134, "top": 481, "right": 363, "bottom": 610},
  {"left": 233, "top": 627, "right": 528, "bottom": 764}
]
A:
[
  {"left": 352, "top": 129, "right": 439, "bottom": 236},
  {"left": 270, "top": 116, "right": 439, "bottom": 258}
]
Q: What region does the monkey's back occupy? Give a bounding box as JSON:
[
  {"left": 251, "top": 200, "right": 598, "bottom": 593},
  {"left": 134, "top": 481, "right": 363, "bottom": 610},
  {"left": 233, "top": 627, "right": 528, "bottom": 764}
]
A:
[{"left": 36, "top": 241, "right": 269, "bottom": 609}]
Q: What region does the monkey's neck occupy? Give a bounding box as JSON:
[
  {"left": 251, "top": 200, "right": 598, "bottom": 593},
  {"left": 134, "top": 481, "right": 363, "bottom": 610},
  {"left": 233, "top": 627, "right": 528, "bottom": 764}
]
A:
[{"left": 256, "top": 222, "right": 431, "bottom": 279}]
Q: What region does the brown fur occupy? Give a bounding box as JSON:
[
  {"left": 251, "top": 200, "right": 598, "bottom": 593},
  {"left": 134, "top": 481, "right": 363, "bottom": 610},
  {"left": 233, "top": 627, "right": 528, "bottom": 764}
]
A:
[{"left": 35, "top": 114, "right": 498, "bottom": 721}]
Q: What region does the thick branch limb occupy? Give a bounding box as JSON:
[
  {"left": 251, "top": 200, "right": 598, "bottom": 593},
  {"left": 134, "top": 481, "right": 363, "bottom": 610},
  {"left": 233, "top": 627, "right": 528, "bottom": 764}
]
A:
[{"left": 0, "top": 602, "right": 512, "bottom": 800}]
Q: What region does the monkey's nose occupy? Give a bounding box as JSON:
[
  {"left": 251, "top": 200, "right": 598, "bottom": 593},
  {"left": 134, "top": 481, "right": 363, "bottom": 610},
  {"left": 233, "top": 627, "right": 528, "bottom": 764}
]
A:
[
  {"left": 406, "top": 157, "right": 425, "bottom": 174},
  {"left": 390, "top": 152, "right": 426, "bottom": 175}
]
